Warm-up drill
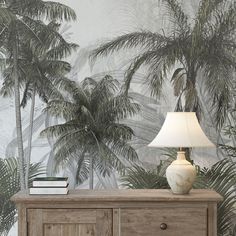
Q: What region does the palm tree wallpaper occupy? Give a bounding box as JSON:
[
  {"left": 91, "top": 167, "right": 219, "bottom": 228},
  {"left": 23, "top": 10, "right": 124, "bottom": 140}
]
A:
[{"left": 0, "top": 0, "right": 235, "bottom": 235}]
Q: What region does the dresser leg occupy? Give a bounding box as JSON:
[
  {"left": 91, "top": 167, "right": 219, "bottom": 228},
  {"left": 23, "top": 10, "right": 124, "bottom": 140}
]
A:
[
  {"left": 208, "top": 203, "right": 217, "bottom": 236},
  {"left": 18, "top": 204, "right": 27, "bottom": 236}
]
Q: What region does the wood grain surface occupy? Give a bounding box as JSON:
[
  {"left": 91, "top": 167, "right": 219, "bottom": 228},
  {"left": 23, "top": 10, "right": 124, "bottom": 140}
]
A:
[
  {"left": 11, "top": 189, "right": 223, "bottom": 204},
  {"left": 120, "top": 207, "right": 207, "bottom": 236},
  {"left": 27, "top": 209, "right": 111, "bottom": 236}
]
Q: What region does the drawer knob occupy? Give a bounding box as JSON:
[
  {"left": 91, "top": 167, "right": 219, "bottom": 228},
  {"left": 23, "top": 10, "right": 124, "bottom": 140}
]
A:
[{"left": 160, "top": 223, "right": 167, "bottom": 230}]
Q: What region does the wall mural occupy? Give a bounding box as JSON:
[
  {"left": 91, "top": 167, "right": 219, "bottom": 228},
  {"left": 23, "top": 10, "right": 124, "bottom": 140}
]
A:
[{"left": 0, "top": 0, "right": 235, "bottom": 235}]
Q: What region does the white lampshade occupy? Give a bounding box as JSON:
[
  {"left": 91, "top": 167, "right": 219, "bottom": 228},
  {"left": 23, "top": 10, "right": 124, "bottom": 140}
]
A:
[{"left": 148, "top": 112, "right": 214, "bottom": 148}]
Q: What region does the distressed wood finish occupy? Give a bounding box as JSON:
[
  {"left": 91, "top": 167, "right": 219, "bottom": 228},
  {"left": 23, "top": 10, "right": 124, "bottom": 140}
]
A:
[
  {"left": 27, "top": 209, "right": 111, "bottom": 236},
  {"left": 113, "top": 209, "right": 120, "bottom": 236},
  {"left": 96, "top": 209, "right": 112, "bottom": 236},
  {"left": 12, "top": 189, "right": 222, "bottom": 203},
  {"left": 28, "top": 209, "right": 43, "bottom": 236},
  {"left": 17, "top": 204, "right": 27, "bottom": 236},
  {"left": 12, "top": 189, "right": 222, "bottom": 236},
  {"left": 43, "top": 224, "right": 96, "bottom": 236},
  {"left": 120, "top": 208, "right": 207, "bottom": 236},
  {"left": 41, "top": 209, "right": 97, "bottom": 223},
  {"left": 208, "top": 203, "right": 218, "bottom": 236}
]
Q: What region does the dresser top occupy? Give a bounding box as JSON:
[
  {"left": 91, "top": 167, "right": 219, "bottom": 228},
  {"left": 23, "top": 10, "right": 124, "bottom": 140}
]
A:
[{"left": 11, "top": 189, "right": 223, "bottom": 204}]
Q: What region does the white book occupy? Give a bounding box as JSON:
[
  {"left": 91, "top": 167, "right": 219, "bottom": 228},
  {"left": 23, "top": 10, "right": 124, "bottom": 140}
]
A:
[
  {"left": 32, "top": 177, "right": 68, "bottom": 187},
  {"left": 29, "top": 186, "right": 69, "bottom": 195}
]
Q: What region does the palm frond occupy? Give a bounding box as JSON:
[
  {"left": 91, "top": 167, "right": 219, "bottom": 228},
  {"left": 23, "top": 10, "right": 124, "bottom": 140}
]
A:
[
  {"left": 96, "top": 95, "right": 140, "bottom": 123},
  {"left": 124, "top": 51, "right": 158, "bottom": 94},
  {"left": 81, "top": 77, "right": 98, "bottom": 91},
  {"left": 35, "top": 75, "right": 64, "bottom": 102},
  {"left": 220, "top": 144, "right": 236, "bottom": 158},
  {"left": 17, "top": 0, "right": 77, "bottom": 21},
  {"left": 194, "top": 0, "right": 226, "bottom": 32},
  {"left": 44, "top": 100, "right": 79, "bottom": 120},
  {"left": 121, "top": 164, "right": 168, "bottom": 189},
  {"left": 52, "top": 133, "right": 88, "bottom": 172},
  {"left": 16, "top": 18, "right": 42, "bottom": 45},
  {"left": 91, "top": 31, "right": 167, "bottom": 60},
  {"left": 75, "top": 151, "right": 89, "bottom": 184},
  {"left": 195, "top": 159, "right": 236, "bottom": 235},
  {"left": 41, "top": 123, "right": 83, "bottom": 138},
  {"left": 91, "top": 75, "right": 120, "bottom": 103},
  {"left": 0, "top": 8, "right": 15, "bottom": 26},
  {"left": 171, "top": 67, "right": 186, "bottom": 96},
  {"left": 125, "top": 33, "right": 187, "bottom": 94},
  {"left": 53, "top": 77, "right": 90, "bottom": 106},
  {"left": 0, "top": 157, "right": 44, "bottom": 235},
  {"left": 20, "top": 17, "right": 78, "bottom": 58},
  {"left": 41, "top": 60, "right": 71, "bottom": 76},
  {"left": 94, "top": 158, "right": 113, "bottom": 177},
  {"left": 104, "top": 123, "right": 134, "bottom": 142},
  {"left": 163, "top": 0, "right": 190, "bottom": 33},
  {"left": 110, "top": 140, "right": 138, "bottom": 163},
  {"left": 211, "top": 2, "right": 236, "bottom": 39},
  {"left": 202, "top": 64, "right": 233, "bottom": 127},
  {"left": 95, "top": 142, "right": 126, "bottom": 174},
  {"left": 45, "top": 42, "right": 78, "bottom": 60},
  {"left": 52, "top": 146, "right": 78, "bottom": 172}
]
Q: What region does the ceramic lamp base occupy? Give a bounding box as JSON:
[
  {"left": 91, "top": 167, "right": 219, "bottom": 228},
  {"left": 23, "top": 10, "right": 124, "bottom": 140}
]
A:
[{"left": 166, "top": 151, "right": 196, "bottom": 194}]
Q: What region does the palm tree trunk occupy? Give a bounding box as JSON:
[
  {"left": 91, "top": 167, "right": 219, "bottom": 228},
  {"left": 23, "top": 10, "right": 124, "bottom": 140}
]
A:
[
  {"left": 45, "top": 111, "right": 58, "bottom": 176},
  {"left": 25, "top": 86, "right": 36, "bottom": 189},
  {"left": 89, "top": 156, "right": 93, "bottom": 189},
  {"left": 13, "top": 37, "right": 25, "bottom": 190}
]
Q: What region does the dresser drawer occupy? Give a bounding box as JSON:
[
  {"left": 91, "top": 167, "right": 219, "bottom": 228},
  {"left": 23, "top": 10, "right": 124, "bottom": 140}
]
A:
[{"left": 120, "top": 207, "right": 207, "bottom": 236}]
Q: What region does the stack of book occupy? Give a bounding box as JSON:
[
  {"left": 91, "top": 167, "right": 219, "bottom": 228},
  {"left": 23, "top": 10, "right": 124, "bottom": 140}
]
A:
[{"left": 29, "top": 177, "right": 69, "bottom": 195}]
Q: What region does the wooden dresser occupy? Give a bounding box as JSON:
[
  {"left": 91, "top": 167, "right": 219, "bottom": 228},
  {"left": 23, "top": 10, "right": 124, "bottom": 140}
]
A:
[{"left": 11, "top": 189, "right": 222, "bottom": 236}]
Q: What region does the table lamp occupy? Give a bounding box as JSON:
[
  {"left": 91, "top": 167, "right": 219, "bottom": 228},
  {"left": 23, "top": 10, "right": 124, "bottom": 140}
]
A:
[{"left": 148, "top": 112, "right": 214, "bottom": 194}]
